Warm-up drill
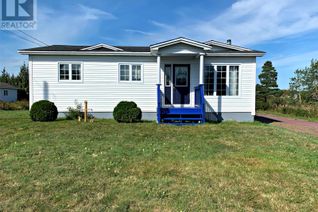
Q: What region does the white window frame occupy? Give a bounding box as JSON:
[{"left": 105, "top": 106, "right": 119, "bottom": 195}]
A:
[
  {"left": 3, "top": 89, "right": 8, "bottom": 96},
  {"left": 118, "top": 63, "right": 144, "bottom": 83},
  {"left": 204, "top": 63, "right": 241, "bottom": 97},
  {"left": 58, "top": 62, "right": 83, "bottom": 83}
]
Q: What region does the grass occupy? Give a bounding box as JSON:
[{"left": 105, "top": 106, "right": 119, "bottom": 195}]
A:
[
  {"left": 0, "top": 111, "right": 317, "bottom": 211},
  {"left": 258, "top": 110, "right": 318, "bottom": 122}
]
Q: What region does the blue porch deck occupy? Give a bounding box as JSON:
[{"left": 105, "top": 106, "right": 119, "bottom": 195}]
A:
[{"left": 157, "top": 84, "right": 205, "bottom": 125}]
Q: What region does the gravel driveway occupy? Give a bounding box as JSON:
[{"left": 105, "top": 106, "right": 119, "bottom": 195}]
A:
[{"left": 256, "top": 113, "right": 318, "bottom": 137}]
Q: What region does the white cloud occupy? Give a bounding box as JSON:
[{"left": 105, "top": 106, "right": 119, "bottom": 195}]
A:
[
  {"left": 124, "top": 29, "right": 154, "bottom": 36},
  {"left": 21, "top": 4, "right": 117, "bottom": 45},
  {"left": 1, "top": 4, "right": 117, "bottom": 74},
  {"left": 78, "top": 4, "right": 117, "bottom": 20},
  {"left": 145, "top": 0, "right": 318, "bottom": 46}
]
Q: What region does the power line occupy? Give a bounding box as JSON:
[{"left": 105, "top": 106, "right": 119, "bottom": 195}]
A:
[
  {"left": 5, "top": 30, "right": 43, "bottom": 46},
  {"left": 17, "top": 30, "right": 49, "bottom": 46}
]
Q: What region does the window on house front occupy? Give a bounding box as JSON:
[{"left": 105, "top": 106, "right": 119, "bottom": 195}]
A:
[
  {"left": 204, "top": 65, "right": 215, "bottom": 95},
  {"left": 229, "top": 66, "right": 239, "bottom": 96},
  {"left": 119, "top": 64, "right": 143, "bottom": 82},
  {"left": 72, "top": 64, "right": 81, "bottom": 80},
  {"left": 164, "top": 65, "right": 171, "bottom": 87},
  {"left": 4, "top": 90, "right": 8, "bottom": 96},
  {"left": 59, "top": 64, "right": 69, "bottom": 80},
  {"left": 216, "top": 66, "right": 227, "bottom": 96},
  {"left": 132, "top": 65, "right": 141, "bottom": 81},
  {"left": 59, "top": 63, "right": 81, "bottom": 81},
  {"left": 120, "top": 65, "right": 130, "bottom": 81}
]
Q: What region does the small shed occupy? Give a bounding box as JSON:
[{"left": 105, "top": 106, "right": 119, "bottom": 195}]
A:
[{"left": 0, "top": 82, "right": 18, "bottom": 102}]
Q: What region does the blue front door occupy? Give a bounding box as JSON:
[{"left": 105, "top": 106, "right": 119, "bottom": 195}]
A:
[{"left": 173, "top": 64, "right": 190, "bottom": 104}]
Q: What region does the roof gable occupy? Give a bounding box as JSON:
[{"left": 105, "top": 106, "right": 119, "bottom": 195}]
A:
[
  {"left": 204, "top": 40, "right": 253, "bottom": 52},
  {"left": 81, "top": 43, "right": 123, "bottom": 51},
  {"left": 150, "top": 37, "right": 212, "bottom": 51}
]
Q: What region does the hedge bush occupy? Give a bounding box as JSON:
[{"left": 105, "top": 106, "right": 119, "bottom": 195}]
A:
[
  {"left": 113, "top": 101, "right": 142, "bottom": 123},
  {"left": 0, "top": 100, "right": 29, "bottom": 110},
  {"left": 30, "top": 100, "right": 58, "bottom": 122}
]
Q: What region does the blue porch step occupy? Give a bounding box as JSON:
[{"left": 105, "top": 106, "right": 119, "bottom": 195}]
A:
[
  {"left": 159, "top": 107, "right": 205, "bottom": 125},
  {"left": 162, "top": 117, "right": 203, "bottom": 121},
  {"left": 160, "top": 107, "right": 202, "bottom": 115}
]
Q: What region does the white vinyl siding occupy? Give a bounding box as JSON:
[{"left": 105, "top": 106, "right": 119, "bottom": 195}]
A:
[
  {"left": 29, "top": 55, "right": 256, "bottom": 115},
  {"left": 31, "top": 56, "right": 156, "bottom": 113}
]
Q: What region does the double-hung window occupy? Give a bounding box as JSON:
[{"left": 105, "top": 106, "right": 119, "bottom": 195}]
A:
[
  {"left": 59, "top": 63, "right": 82, "bottom": 82},
  {"left": 216, "top": 66, "right": 227, "bottom": 96},
  {"left": 204, "top": 65, "right": 215, "bottom": 95},
  {"left": 229, "top": 66, "right": 239, "bottom": 96},
  {"left": 3, "top": 90, "right": 8, "bottom": 96},
  {"left": 203, "top": 64, "right": 240, "bottom": 96},
  {"left": 119, "top": 64, "right": 143, "bottom": 82}
]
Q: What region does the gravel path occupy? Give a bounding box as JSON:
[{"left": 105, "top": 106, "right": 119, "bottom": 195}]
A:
[{"left": 256, "top": 113, "right": 318, "bottom": 137}]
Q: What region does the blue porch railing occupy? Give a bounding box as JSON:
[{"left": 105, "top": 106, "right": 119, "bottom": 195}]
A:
[
  {"left": 195, "top": 84, "right": 205, "bottom": 122},
  {"left": 157, "top": 84, "right": 205, "bottom": 124},
  {"left": 157, "top": 84, "right": 162, "bottom": 123}
]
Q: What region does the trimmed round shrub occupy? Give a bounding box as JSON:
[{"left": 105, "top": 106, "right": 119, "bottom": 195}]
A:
[
  {"left": 30, "top": 100, "right": 58, "bottom": 122},
  {"left": 113, "top": 101, "right": 142, "bottom": 123}
]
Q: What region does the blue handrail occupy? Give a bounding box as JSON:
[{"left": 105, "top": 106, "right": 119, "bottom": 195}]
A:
[
  {"left": 195, "top": 84, "right": 205, "bottom": 122},
  {"left": 158, "top": 84, "right": 205, "bottom": 124},
  {"left": 157, "top": 84, "right": 161, "bottom": 123}
]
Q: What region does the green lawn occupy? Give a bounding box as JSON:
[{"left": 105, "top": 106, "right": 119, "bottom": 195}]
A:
[{"left": 0, "top": 111, "right": 317, "bottom": 211}]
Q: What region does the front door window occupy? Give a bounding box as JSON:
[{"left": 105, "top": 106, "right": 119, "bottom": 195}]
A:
[{"left": 175, "top": 67, "right": 188, "bottom": 87}]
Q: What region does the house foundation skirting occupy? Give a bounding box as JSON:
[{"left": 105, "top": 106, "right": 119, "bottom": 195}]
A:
[{"left": 205, "top": 112, "right": 254, "bottom": 122}]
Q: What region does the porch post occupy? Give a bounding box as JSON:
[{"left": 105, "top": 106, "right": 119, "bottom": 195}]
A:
[
  {"left": 156, "top": 54, "right": 161, "bottom": 123},
  {"left": 199, "top": 53, "right": 204, "bottom": 84},
  {"left": 157, "top": 55, "right": 161, "bottom": 84}
]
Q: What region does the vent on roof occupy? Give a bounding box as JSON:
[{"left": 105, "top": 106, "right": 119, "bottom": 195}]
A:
[{"left": 227, "top": 39, "right": 232, "bottom": 45}]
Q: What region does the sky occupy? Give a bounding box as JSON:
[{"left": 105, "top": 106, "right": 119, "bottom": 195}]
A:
[{"left": 1, "top": 0, "right": 318, "bottom": 89}]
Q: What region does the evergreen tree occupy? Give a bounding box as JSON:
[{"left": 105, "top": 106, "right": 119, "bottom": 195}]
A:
[
  {"left": 259, "top": 61, "right": 278, "bottom": 90},
  {"left": 0, "top": 67, "right": 10, "bottom": 83},
  {"left": 16, "top": 63, "right": 29, "bottom": 95},
  {"left": 256, "top": 61, "right": 279, "bottom": 109}
]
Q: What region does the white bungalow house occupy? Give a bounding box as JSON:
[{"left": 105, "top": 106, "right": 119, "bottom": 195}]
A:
[
  {"left": 0, "top": 82, "right": 18, "bottom": 102},
  {"left": 19, "top": 37, "right": 265, "bottom": 123}
]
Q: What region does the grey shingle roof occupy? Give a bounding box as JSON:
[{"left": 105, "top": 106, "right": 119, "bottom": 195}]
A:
[
  {"left": 19, "top": 39, "right": 264, "bottom": 54},
  {"left": 0, "top": 82, "right": 18, "bottom": 90},
  {"left": 20, "top": 45, "right": 151, "bottom": 52}
]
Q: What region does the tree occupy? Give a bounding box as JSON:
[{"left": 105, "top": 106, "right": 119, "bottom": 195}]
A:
[
  {"left": 290, "top": 59, "right": 318, "bottom": 103},
  {"left": 257, "top": 61, "right": 279, "bottom": 107},
  {"left": 16, "top": 63, "right": 29, "bottom": 95},
  {"left": 0, "top": 67, "right": 10, "bottom": 83},
  {"left": 259, "top": 61, "right": 278, "bottom": 90}
]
